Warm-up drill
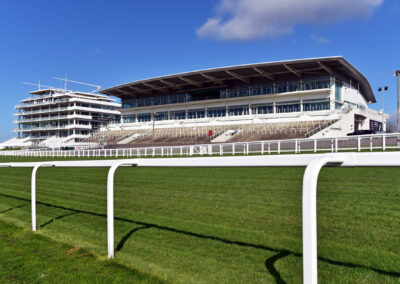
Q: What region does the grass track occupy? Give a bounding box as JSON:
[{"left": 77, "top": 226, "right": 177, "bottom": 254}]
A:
[
  {"left": 0, "top": 220, "right": 162, "bottom": 283},
  {"left": 0, "top": 156, "right": 399, "bottom": 283}
]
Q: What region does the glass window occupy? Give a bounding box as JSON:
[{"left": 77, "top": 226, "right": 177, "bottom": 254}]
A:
[
  {"left": 228, "top": 105, "right": 249, "bottom": 116},
  {"left": 335, "top": 81, "right": 342, "bottom": 101},
  {"left": 207, "top": 107, "right": 226, "bottom": 118},
  {"left": 251, "top": 104, "right": 274, "bottom": 114},
  {"left": 154, "top": 112, "right": 168, "bottom": 121},
  {"left": 122, "top": 98, "right": 136, "bottom": 108},
  {"left": 123, "top": 115, "right": 136, "bottom": 123},
  {"left": 276, "top": 101, "right": 301, "bottom": 113},
  {"left": 170, "top": 111, "right": 186, "bottom": 120},
  {"left": 137, "top": 113, "right": 152, "bottom": 122},
  {"left": 303, "top": 99, "right": 330, "bottom": 112},
  {"left": 188, "top": 109, "right": 205, "bottom": 119}
]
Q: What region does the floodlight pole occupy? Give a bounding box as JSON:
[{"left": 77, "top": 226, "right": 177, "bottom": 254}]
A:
[
  {"left": 378, "top": 87, "right": 388, "bottom": 131},
  {"left": 396, "top": 70, "right": 400, "bottom": 132}
]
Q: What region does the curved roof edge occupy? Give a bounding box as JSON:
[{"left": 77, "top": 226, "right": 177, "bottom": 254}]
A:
[{"left": 101, "top": 56, "right": 375, "bottom": 103}]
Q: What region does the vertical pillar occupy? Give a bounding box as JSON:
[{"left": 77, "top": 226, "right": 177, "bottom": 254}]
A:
[{"left": 382, "top": 135, "right": 386, "bottom": 151}]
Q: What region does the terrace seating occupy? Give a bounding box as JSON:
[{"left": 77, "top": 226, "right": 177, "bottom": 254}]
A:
[
  {"left": 226, "top": 120, "right": 334, "bottom": 142},
  {"left": 83, "top": 129, "right": 148, "bottom": 145},
  {"left": 84, "top": 119, "right": 336, "bottom": 147}
]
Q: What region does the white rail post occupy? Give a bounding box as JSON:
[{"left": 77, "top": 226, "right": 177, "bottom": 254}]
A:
[
  {"left": 302, "top": 157, "right": 345, "bottom": 284},
  {"left": 382, "top": 135, "right": 386, "bottom": 151},
  {"left": 31, "top": 163, "right": 55, "bottom": 232},
  {"left": 335, "top": 138, "right": 338, "bottom": 152},
  {"left": 261, "top": 142, "right": 264, "bottom": 155},
  {"left": 370, "top": 136, "right": 373, "bottom": 151},
  {"left": 314, "top": 139, "right": 317, "bottom": 153},
  {"left": 232, "top": 143, "right": 235, "bottom": 155},
  {"left": 357, "top": 136, "right": 361, "bottom": 152},
  {"left": 107, "top": 161, "right": 137, "bottom": 259},
  {"left": 278, "top": 141, "right": 281, "bottom": 154}
]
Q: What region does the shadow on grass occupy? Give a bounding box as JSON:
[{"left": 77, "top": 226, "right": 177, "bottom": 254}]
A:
[
  {"left": 39, "top": 212, "right": 80, "bottom": 228},
  {"left": 116, "top": 225, "right": 153, "bottom": 252},
  {"left": 265, "top": 250, "right": 292, "bottom": 283},
  {"left": 0, "top": 203, "right": 28, "bottom": 214},
  {"left": 0, "top": 192, "right": 399, "bottom": 282}
]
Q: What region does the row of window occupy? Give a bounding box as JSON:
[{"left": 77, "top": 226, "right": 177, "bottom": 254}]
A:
[
  {"left": 220, "top": 79, "right": 330, "bottom": 99},
  {"left": 22, "top": 130, "right": 90, "bottom": 138},
  {"left": 21, "top": 120, "right": 91, "bottom": 129},
  {"left": 122, "top": 100, "right": 330, "bottom": 122},
  {"left": 122, "top": 78, "right": 331, "bottom": 109}
]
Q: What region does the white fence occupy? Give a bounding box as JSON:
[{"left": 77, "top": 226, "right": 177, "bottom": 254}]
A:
[
  {"left": 0, "top": 152, "right": 399, "bottom": 283},
  {"left": 1, "top": 133, "right": 400, "bottom": 158}
]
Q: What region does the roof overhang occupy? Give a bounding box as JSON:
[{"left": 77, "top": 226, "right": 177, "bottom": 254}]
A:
[{"left": 100, "top": 56, "right": 375, "bottom": 103}]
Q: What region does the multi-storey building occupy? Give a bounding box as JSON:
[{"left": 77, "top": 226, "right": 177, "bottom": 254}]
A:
[
  {"left": 100, "top": 57, "right": 385, "bottom": 138},
  {"left": 13, "top": 88, "right": 121, "bottom": 144}
]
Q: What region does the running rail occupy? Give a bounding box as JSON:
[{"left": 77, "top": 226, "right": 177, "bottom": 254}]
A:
[{"left": 2, "top": 152, "right": 400, "bottom": 284}]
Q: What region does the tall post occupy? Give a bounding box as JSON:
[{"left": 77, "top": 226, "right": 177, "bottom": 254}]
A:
[
  {"left": 302, "top": 157, "right": 344, "bottom": 284},
  {"left": 394, "top": 70, "right": 400, "bottom": 133},
  {"left": 107, "top": 161, "right": 137, "bottom": 259}
]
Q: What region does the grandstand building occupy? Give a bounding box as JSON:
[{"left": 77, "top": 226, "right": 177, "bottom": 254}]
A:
[
  {"left": 92, "top": 57, "right": 386, "bottom": 146},
  {"left": 12, "top": 88, "right": 121, "bottom": 148}
]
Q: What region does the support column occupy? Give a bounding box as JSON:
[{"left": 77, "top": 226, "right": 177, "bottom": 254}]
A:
[{"left": 302, "top": 157, "right": 345, "bottom": 284}]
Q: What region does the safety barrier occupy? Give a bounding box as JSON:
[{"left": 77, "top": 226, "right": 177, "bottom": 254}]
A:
[
  {"left": 1, "top": 152, "right": 399, "bottom": 284},
  {"left": 1, "top": 133, "right": 400, "bottom": 158}
]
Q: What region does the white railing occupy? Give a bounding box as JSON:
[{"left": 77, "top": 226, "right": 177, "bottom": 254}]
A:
[
  {"left": 14, "top": 114, "right": 93, "bottom": 123},
  {"left": 1, "top": 133, "right": 399, "bottom": 157},
  {"left": 1, "top": 152, "right": 399, "bottom": 283}
]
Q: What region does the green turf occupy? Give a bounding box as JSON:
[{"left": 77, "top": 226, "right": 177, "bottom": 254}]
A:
[
  {"left": 0, "top": 220, "right": 163, "bottom": 283},
  {"left": 0, "top": 157, "right": 398, "bottom": 283}
]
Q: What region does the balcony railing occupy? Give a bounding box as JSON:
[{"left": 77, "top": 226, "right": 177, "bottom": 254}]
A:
[
  {"left": 16, "top": 124, "right": 92, "bottom": 132},
  {"left": 15, "top": 106, "right": 120, "bottom": 116},
  {"left": 122, "top": 78, "right": 331, "bottom": 109},
  {"left": 15, "top": 98, "right": 70, "bottom": 108},
  {"left": 14, "top": 114, "right": 93, "bottom": 124}
]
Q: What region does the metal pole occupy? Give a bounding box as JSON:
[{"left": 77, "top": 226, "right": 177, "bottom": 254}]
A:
[
  {"left": 302, "top": 157, "right": 345, "bottom": 284},
  {"left": 107, "top": 161, "right": 137, "bottom": 259},
  {"left": 31, "top": 163, "right": 54, "bottom": 232},
  {"left": 397, "top": 74, "right": 400, "bottom": 133}
]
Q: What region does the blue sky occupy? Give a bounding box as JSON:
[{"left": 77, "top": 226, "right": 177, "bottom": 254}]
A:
[{"left": 0, "top": 0, "right": 399, "bottom": 140}]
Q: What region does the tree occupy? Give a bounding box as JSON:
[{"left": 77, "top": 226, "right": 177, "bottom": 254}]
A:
[{"left": 386, "top": 112, "right": 397, "bottom": 133}]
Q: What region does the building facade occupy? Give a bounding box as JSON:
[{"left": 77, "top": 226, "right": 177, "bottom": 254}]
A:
[
  {"left": 100, "top": 57, "right": 385, "bottom": 137},
  {"left": 14, "top": 88, "right": 121, "bottom": 143}
]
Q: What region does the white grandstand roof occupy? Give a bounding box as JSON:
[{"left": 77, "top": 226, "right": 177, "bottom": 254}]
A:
[{"left": 100, "top": 56, "right": 376, "bottom": 103}]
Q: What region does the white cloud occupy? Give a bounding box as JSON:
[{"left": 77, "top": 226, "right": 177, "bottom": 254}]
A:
[
  {"left": 310, "top": 34, "right": 330, "bottom": 44},
  {"left": 197, "top": 0, "right": 383, "bottom": 41}
]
